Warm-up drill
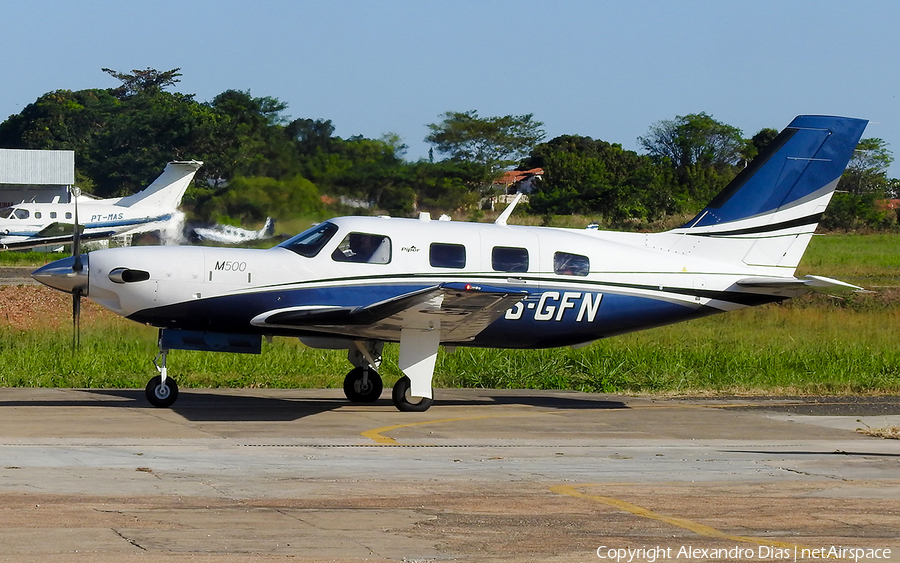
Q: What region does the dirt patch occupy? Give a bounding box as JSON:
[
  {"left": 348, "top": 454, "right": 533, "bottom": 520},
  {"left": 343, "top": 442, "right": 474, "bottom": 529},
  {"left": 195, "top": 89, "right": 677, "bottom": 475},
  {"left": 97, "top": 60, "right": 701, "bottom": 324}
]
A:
[{"left": 0, "top": 285, "right": 117, "bottom": 331}]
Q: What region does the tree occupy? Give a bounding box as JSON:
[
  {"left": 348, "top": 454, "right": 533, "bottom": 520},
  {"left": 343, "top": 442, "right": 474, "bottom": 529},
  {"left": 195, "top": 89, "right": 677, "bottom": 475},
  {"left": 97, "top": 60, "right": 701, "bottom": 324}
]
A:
[
  {"left": 524, "top": 135, "right": 675, "bottom": 222},
  {"left": 840, "top": 138, "right": 893, "bottom": 195},
  {"left": 638, "top": 112, "right": 744, "bottom": 203},
  {"left": 639, "top": 112, "right": 744, "bottom": 172},
  {"left": 740, "top": 127, "right": 779, "bottom": 164},
  {"left": 208, "top": 90, "right": 298, "bottom": 181},
  {"left": 425, "top": 110, "right": 545, "bottom": 175},
  {"left": 102, "top": 67, "right": 183, "bottom": 98},
  {"left": 287, "top": 118, "right": 336, "bottom": 154},
  {"left": 195, "top": 175, "right": 324, "bottom": 224}
]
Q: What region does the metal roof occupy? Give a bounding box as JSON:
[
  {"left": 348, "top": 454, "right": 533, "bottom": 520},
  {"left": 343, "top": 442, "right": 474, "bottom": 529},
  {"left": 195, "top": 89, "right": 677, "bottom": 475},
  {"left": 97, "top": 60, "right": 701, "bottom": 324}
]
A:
[{"left": 0, "top": 149, "right": 75, "bottom": 185}]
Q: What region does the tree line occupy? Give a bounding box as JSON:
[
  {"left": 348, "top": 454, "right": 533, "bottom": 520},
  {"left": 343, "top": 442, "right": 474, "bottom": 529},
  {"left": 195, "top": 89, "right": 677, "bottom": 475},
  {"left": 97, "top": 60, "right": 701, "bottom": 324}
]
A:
[{"left": 0, "top": 68, "right": 895, "bottom": 230}]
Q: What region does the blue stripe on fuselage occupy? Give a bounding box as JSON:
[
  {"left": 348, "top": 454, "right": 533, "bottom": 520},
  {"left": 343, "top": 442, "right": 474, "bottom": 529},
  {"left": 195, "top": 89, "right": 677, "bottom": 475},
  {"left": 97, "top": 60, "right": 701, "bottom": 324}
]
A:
[{"left": 129, "top": 283, "right": 714, "bottom": 349}]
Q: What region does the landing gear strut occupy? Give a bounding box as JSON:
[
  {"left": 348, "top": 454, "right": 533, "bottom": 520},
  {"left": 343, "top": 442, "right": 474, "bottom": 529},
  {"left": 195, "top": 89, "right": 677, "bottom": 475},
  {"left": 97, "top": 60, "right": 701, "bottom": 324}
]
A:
[
  {"left": 146, "top": 349, "right": 179, "bottom": 408},
  {"left": 343, "top": 341, "right": 384, "bottom": 403}
]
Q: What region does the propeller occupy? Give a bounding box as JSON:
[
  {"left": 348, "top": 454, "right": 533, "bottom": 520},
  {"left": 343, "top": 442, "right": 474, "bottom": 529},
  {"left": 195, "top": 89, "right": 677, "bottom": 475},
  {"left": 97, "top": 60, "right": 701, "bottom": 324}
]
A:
[{"left": 71, "top": 186, "right": 83, "bottom": 353}]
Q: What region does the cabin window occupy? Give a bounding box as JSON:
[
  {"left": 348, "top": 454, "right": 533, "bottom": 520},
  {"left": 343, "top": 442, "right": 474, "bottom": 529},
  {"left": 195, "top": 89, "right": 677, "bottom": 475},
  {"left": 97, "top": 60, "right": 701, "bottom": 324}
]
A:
[
  {"left": 34, "top": 211, "right": 42, "bottom": 219},
  {"left": 50, "top": 212, "right": 57, "bottom": 219},
  {"left": 278, "top": 222, "right": 338, "bottom": 257},
  {"left": 332, "top": 232, "right": 392, "bottom": 264},
  {"left": 13, "top": 208, "right": 29, "bottom": 220},
  {"left": 65, "top": 212, "right": 72, "bottom": 220},
  {"left": 430, "top": 243, "right": 466, "bottom": 269},
  {"left": 554, "top": 251, "right": 590, "bottom": 276},
  {"left": 491, "top": 246, "right": 529, "bottom": 272}
]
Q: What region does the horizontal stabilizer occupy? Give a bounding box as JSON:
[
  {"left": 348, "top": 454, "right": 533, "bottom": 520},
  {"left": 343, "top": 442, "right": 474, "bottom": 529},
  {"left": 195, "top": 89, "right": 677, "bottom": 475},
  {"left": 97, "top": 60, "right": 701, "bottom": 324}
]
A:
[{"left": 737, "top": 275, "right": 863, "bottom": 293}]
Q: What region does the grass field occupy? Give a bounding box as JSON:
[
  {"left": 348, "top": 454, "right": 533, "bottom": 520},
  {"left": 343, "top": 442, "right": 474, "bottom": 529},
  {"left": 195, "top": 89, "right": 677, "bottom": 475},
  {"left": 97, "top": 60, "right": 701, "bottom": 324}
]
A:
[{"left": 2, "top": 232, "right": 898, "bottom": 394}]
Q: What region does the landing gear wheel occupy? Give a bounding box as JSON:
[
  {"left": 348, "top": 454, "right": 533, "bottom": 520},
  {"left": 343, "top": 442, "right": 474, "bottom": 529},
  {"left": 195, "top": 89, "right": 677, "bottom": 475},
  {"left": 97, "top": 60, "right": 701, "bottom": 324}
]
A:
[
  {"left": 391, "top": 376, "right": 434, "bottom": 412},
  {"left": 343, "top": 367, "right": 383, "bottom": 402},
  {"left": 145, "top": 375, "right": 179, "bottom": 408}
]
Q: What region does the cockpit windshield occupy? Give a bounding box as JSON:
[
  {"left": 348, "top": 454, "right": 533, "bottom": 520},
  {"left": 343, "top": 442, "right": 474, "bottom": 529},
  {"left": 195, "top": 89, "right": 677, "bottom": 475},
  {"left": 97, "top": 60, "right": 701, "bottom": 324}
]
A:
[
  {"left": 0, "top": 207, "right": 27, "bottom": 219},
  {"left": 277, "top": 222, "right": 339, "bottom": 257}
]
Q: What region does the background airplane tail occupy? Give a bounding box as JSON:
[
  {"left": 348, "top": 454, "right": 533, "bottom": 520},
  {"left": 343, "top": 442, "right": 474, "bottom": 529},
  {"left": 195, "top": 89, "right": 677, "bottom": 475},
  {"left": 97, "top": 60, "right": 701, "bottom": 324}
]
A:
[
  {"left": 117, "top": 160, "right": 203, "bottom": 209},
  {"left": 664, "top": 115, "right": 867, "bottom": 273},
  {"left": 260, "top": 217, "right": 276, "bottom": 238}
]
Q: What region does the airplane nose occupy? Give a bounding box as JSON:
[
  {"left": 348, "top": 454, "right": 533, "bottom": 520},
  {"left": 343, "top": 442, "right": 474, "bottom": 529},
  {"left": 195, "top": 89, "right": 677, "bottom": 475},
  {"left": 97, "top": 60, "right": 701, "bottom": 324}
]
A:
[{"left": 32, "top": 255, "right": 89, "bottom": 295}]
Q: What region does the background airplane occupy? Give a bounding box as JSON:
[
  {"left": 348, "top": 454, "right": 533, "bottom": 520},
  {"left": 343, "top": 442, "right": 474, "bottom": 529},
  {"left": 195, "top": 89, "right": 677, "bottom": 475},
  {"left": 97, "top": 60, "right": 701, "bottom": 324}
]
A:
[
  {"left": 0, "top": 160, "right": 202, "bottom": 250},
  {"left": 190, "top": 217, "right": 277, "bottom": 244},
  {"left": 32, "top": 116, "right": 867, "bottom": 412}
]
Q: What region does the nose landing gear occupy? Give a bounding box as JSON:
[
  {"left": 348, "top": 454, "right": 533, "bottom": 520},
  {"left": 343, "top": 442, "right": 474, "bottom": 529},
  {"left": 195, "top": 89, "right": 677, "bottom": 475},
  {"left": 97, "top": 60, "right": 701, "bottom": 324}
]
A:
[{"left": 146, "top": 349, "right": 179, "bottom": 408}]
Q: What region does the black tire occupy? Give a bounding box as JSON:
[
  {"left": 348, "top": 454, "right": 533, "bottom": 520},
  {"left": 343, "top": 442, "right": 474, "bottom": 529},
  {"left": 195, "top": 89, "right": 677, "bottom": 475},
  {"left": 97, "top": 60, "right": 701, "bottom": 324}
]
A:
[
  {"left": 145, "top": 375, "right": 179, "bottom": 408},
  {"left": 343, "top": 367, "right": 383, "bottom": 402},
  {"left": 391, "top": 376, "right": 434, "bottom": 412}
]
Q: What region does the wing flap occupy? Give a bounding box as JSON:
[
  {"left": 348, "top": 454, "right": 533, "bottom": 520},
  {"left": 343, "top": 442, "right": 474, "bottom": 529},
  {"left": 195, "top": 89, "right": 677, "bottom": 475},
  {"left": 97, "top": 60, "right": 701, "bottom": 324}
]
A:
[{"left": 252, "top": 282, "right": 527, "bottom": 342}]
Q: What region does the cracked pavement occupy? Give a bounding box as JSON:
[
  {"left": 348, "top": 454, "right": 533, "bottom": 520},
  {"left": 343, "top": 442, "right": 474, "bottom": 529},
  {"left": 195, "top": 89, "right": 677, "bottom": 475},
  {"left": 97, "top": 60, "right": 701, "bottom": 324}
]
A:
[{"left": 0, "top": 388, "right": 897, "bottom": 561}]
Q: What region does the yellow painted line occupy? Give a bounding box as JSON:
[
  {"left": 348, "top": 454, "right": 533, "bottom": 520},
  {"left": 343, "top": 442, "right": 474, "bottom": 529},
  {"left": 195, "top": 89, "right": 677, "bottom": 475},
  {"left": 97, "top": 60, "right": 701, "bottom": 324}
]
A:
[
  {"left": 551, "top": 483, "right": 813, "bottom": 552},
  {"left": 361, "top": 413, "right": 534, "bottom": 445}
]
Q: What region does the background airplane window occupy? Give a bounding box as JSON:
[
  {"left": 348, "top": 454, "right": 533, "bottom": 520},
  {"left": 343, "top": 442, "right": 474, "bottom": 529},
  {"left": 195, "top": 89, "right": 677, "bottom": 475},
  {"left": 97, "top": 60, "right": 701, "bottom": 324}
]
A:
[
  {"left": 332, "top": 232, "right": 392, "bottom": 264},
  {"left": 278, "top": 222, "right": 338, "bottom": 257},
  {"left": 65, "top": 212, "right": 72, "bottom": 219},
  {"left": 554, "top": 251, "right": 590, "bottom": 276},
  {"left": 430, "top": 243, "right": 466, "bottom": 268},
  {"left": 50, "top": 212, "right": 57, "bottom": 219},
  {"left": 13, "top": 209, "right": 29, "bottom": 219},
  {"left": 35, "top": 212, "right": 42, "bottom": 219},
  {"left": 491, "top": 246, "right": 528, "bottom": 272}
]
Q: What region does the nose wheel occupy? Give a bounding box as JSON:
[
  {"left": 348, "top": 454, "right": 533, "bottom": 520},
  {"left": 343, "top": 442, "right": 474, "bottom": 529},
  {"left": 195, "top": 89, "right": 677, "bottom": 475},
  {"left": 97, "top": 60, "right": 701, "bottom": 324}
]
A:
[
  {"left": 145, "top": 374, "right": 179, "bottom": 408},
  {"left": 146, "top": 349, "right": 179, "bottom": 408}
]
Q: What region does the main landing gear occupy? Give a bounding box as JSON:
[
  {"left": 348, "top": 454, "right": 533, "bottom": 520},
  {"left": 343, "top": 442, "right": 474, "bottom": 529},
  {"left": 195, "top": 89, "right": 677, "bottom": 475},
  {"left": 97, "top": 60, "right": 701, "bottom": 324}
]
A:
[{"left": 343, "top": 340, "right": 435, "bottom": 412}]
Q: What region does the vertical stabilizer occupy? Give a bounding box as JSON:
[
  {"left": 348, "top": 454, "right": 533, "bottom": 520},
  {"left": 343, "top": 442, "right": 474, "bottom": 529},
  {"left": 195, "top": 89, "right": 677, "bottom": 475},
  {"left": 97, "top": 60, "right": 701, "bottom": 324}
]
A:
[
  {"left": 665, "top": 116, "right": 867, "bottom": 272},
  {"left": 117, "top": 161, "right": 203, "bottom": 209}
]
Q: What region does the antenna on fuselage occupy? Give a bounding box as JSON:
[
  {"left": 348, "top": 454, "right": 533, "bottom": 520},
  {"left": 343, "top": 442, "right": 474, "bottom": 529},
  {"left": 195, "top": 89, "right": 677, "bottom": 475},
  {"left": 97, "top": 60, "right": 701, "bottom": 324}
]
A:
[{"left": 494, "top": 193, "right": 522, "bottom": 226}]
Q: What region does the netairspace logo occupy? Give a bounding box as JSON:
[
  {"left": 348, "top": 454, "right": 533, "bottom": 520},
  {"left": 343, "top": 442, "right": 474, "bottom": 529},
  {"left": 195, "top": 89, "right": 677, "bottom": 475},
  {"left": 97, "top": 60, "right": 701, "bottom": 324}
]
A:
[{"left": 594, "top": 545, "right": 892, "bottom": 562}]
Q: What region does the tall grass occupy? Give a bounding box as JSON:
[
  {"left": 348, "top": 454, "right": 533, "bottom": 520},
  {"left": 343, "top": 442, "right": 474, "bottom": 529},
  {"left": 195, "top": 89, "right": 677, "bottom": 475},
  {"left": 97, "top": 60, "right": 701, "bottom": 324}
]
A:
[
  {"left": 437, "top": 299, "right": 900, "bottom": 395},
  {"left": 2, "top": 293, "right": 898, "bottom": 394}
]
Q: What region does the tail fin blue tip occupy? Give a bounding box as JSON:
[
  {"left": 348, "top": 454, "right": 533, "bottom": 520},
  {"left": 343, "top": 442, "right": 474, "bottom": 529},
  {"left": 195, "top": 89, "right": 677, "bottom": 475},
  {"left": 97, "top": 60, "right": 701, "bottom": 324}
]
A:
[{"left": 685, "top": 115, "right": 867, "bottom": 228}]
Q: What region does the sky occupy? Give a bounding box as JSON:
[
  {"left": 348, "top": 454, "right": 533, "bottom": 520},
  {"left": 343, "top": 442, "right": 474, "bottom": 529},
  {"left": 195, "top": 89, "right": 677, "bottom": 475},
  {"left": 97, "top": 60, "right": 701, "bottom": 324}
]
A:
[{"left": 2, "top": 0, "right": 899, "bottom": 176}]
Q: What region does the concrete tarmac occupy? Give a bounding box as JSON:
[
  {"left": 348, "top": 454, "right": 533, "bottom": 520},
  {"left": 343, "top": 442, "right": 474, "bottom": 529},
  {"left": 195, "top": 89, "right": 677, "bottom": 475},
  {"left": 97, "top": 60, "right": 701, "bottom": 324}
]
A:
[{"left": 0, "top": 388, "right": 898, "bottom": 562}]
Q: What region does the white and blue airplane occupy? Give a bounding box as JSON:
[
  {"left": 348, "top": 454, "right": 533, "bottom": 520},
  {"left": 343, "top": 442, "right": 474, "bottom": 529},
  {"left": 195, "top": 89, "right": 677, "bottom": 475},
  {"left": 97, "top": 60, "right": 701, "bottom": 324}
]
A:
[
  {"left": 33, "top": 116, "right": 867, "bottom": 412},
  {"left": 0, "top": 161, "right": 202, "bottom": 250}
]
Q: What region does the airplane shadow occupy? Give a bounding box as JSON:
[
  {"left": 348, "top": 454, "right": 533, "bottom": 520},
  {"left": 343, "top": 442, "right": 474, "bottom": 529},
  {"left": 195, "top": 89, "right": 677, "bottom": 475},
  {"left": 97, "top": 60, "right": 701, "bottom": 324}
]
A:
[{"left": 0, "top": 388, "right": 628, "bottom": 422}]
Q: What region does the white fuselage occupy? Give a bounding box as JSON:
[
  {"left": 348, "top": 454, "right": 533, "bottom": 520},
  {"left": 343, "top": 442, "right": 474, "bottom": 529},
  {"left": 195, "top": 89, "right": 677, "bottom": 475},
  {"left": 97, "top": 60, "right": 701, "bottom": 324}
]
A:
[{"left": 80, "top": 215, "right": 798, "bottom": 349}]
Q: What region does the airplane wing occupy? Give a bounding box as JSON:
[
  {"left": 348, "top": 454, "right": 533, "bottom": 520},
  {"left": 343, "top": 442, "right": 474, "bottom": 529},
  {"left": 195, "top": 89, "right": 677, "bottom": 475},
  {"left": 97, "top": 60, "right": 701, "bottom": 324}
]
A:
[
  {"left": 1, "top": 229, "right": 115, "bottom": 250},
  {"left": 252, "top": 283, "right": 528, "bottom": 342},
  {"left": 36, "top": 222, "right": 79, "bottom": 237}
]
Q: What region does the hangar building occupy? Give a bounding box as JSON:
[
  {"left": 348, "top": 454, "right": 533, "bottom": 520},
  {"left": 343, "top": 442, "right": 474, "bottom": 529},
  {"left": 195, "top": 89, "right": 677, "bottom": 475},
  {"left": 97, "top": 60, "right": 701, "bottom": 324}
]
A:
[{"left": 0, "top": 148, "right": 74, "bottom": 209}]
